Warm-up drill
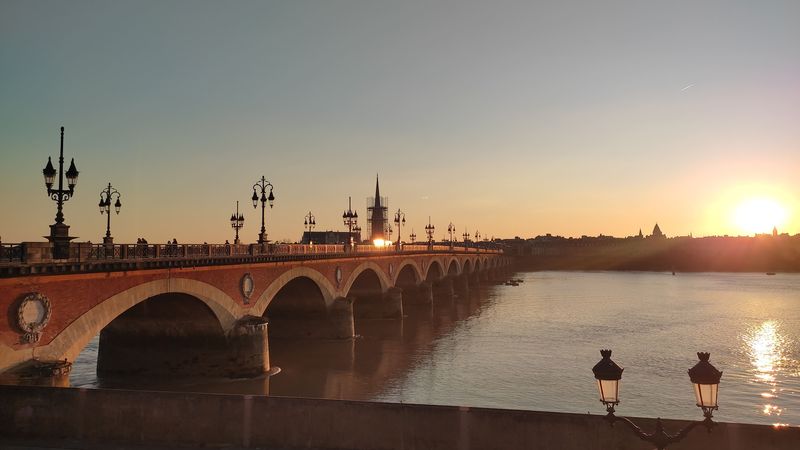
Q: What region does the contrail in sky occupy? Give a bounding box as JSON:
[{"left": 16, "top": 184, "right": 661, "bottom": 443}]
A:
[{"left": 681, "top": 84, "right": 695, "bottom": 91}]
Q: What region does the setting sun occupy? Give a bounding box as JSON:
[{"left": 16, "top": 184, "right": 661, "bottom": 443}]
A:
[{"left": 733, "top": 198, "right": 789, "bottom": 235}]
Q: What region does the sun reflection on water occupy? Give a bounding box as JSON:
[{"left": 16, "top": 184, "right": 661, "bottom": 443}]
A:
[{"left": 745, "top": 321, "right": 787, "bottom": 419}]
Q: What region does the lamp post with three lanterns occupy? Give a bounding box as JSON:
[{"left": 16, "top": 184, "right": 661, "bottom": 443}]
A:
[
  {"left": 251, "top": 176, "right": 275, "bottom": 245},
  {"left": 342, "top": 197, "right": 358, "bottom": 252},
  {"left": 230, "top": 201, "right": 244, "bottom": 245},
  {"left": 98, "top": 183, "right": 122, "bottom": 245},
  {"left": 425, "top": 217, "right": 435, "bottom": 250},
  {"left": 42, "top": 127, "right": 80, "bottom": 259},
  {"left": 393, "top": 209, "right": 405, "bottom": 252}
]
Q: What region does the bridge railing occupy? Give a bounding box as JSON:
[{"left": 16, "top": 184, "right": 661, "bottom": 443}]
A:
[
  {"left": 0, "top": 241, "right": 502, "bottom": 268},
  {"left": 0, "top": 243, "right": 25, "bottom": 263}
]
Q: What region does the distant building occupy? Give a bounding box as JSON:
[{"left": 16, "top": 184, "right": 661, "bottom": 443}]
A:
[
  {"left": 367, "top": 175, "right": 389, "bottom": 242},
  {"left": 651, "top": 223, "right": 665, "bottom": 238},
  {"left": 301, "top": 231, "right": 359, "bottom": 245}
]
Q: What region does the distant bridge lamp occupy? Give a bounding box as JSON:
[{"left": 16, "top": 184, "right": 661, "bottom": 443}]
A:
[
  {"left": 230, "top": 201, "right": 244, "bottom": 245},
  {"left": 98, "top": 182, "right": 122, "bottom": 245},
  {"left": 447, "top": 222, "right": 455, "bottom": 250},
  {"left": 409, "top": 229, "right": 417, "bottom": 243},
  {"left": 393, "top": 209, "right": 406, "bottom": 252},
  {"left": 304, "top": 211, "right": 316, "bottom": 245},
  {"left": 42, "top": 127, "right": 80, "bottom": 259},
  {"left": 425, "top": 217, "right": 435, "bottom": 250},
  {"left": 462, "top": 229, "right": 470, "bottom": 248},
  {"left": 342, "top": 196, "right": 358, "bottom": 252},
  {"left": 251, "top": 176, "right": 275, "bottom": 245},
  {"left": 474, "top": 231, "right": 481, "bottom": 252},
  {"left": 592, "top": 350, "right": 722, "bottom": 450}
]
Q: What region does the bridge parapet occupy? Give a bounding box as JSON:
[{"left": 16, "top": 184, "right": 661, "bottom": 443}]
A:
[{"left": 0, "top": 242, "right": 502, "bottom": 277}]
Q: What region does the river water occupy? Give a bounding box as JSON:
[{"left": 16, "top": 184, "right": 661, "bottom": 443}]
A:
[{"left": 70, "top": 271, "right": 800, "bottom": 426}]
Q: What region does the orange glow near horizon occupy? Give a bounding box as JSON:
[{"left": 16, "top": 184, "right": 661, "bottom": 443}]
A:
[{"left": 733, "top": 197, "right": 789, "bottom": 236}]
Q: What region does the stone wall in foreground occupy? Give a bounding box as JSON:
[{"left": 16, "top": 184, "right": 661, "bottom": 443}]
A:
[{"left": 0, "top": 385, "right": 797, "bottom": 450}]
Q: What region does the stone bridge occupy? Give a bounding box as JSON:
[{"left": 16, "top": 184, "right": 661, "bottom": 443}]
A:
[{"left": 0, "top": 245, "right": 510, "bottom": 382}]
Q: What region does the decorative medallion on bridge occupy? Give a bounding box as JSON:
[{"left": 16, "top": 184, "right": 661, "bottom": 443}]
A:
[
  {"left": 16, "top": 292, "right": 52, "bottom": 344},
  {"left": 240, "top": 273, "right": 255, "bottom": 304},
  {"left": 335, "top": 266, "right": 343, "bottom": 287}
]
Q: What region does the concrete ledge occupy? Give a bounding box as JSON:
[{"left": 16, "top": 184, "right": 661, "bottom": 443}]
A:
[{"left": 0, "top": 385, "right": 797, "bottom": 449}]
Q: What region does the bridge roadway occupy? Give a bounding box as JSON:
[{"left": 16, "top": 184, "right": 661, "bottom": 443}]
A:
[{"left": 0, "top": 242, "right": 510, "bottom": 382}]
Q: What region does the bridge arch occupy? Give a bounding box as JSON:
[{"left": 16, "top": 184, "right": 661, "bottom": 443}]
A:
[
  {"left": 463, "top": 259, "right": 473, "bottom": 274},
  {"left": 253, "top": 266, "right": 337, "bottom": 316},
  {"left": 425, "top": 259, "right": 445, "bottom": 282},
  {"left": 446, "top": 258, "right": 460, "bottom": 276},
  {"left": 392, "top": 259, "right": 423, "bottom": 286},
  {"left": 38, "top": 278, "right": 241, "bottom": 364},
  {"left": 341, "top": 261, "right": 391, "bottom": 297}
]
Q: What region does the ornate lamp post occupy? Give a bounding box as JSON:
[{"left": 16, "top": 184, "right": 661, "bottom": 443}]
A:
[
  {"left": 304, "top": 211, "right": 316, "bottom": 244},
  {"left": 462, "top": 229, "right": 470, "bottom": 250},
  {"left": 475, "top": 230, "right": 481, "bottom": 253},
  {"left": 42, "top": 126, "right": 80, "bottom": 259},
  {"left": 251, "top": 176, "right": 275, "bottom": 245},
  {"left": 98, "top": 183, "right": 122, "bottom": 245},
  {"left": 410, "top": 229, "right": 417, "bottom": 243},
  {"left": 342, "top": 196, "right": 358, "bottom": 252},
  {"left": 230, "top": 201, "right": 244, "bottom": 244},
  {"left": 447, "top": 222, "right": 455, "bottom": 250},
  {"left": 425, "top": 217, "right": 435, "bottom": 251},
  {"left": 592, "top": 350, "right": 722, "bottom": 450},
  {"left": 393, "top": 209, "right": 406, "bottom": 252}
]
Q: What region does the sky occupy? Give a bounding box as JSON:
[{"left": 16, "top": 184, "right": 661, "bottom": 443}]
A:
[{"left": 1, "top": 0, "right": 799, "bottom": 244}]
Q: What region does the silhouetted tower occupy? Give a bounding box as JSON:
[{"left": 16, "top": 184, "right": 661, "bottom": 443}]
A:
[{"left": 367, "top": 175, "right": 389, "bottom": 242}]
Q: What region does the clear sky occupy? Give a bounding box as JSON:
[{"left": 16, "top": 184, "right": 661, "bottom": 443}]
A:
[{"left": 1, "top": 0, "right": 798, "bottom": 243}]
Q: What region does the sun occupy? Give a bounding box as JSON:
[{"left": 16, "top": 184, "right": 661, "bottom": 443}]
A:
[{"left": 733, "top": 197, "right": 788, "bottom": 235}]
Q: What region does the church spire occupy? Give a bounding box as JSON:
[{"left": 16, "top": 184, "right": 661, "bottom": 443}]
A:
[{"left": 374, "top": 174, "right": 381, "bottom": 207}]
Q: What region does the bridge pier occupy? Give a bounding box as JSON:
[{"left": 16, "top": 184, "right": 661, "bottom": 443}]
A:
[
  {"left": 454, "top": 274, "right": 470, "bottom": 298},
  {"left": 433, "top": 277, "right": 454, "bottom": 300},
  {"left": 268, "top": 297, "right": 355, "bottom": 340},
  {"left": 401, "top": 281, "right": 433, "bottom": 306},
  {"left": 353, "top": 287, "right": 403, "bottom": 319}
]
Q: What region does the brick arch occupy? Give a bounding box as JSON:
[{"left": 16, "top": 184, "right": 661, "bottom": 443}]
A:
[
  {"left": 341, "top": 261, "right": 392, "bottom": 297},
  {"left": 446, "top": 257, "right": 461, "bottom": 276},
  {"left": 462, "top": 258, "right": 473, "bottom": 274},
  {"left": 252, "top": 266, "right": 337, "bottom": 316},
  {"left": 392, "top": 259, "right": 423, "bottom": 286},
  {"left": 36, "top": 278, "right": 242, "bottom": 365},
  {"left": 425, "top": 259, "right": 445, "bottom": 281}
]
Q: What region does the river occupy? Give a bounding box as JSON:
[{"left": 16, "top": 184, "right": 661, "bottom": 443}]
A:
[{"left": 70, "top": 271, "right": 800, "bottom": 426}]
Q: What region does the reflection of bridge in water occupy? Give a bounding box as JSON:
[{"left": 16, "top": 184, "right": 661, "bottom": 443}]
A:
[{"left": 0, "top": 242, "right": 510, "bottom": 385}]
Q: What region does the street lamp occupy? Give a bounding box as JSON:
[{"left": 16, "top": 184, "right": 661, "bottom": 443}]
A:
[
  {"left": 251, "top": 176, "right": 275, "bottom": 245},
  {"left": 342, "top": 196, "right": 358, "bottom": 252},
  {"left": 98, "top": 182, "right": 122, "bottom": 245},
  {"left": 462, "top": 229, "right": 470, "bottom": 250},
  {"left": 425, "top": 217, "right": 435, "bottom": 250},
  {"left": 394, "top": 209, "right": 406, "bottom": 252},
  {"left": 592, "top": 350, "right": 722, "bottom": 450},
  {"left": 447, "top": 222, "right": 455, "bottom": 250},
  {"left": 230, "top": 201, "right": 244, "bottom": 244},
  {"left": 43, "top": 126, "right": 79, "bottom": 259},
  {"left": 475, "top": 231, "right": 481, "bottom": 253},
  {"left": 410, "top": 229, "right": 417, "bottom": 243},
  {"left": 304, "top": 211, "right": 316, "bottom": 244}
]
